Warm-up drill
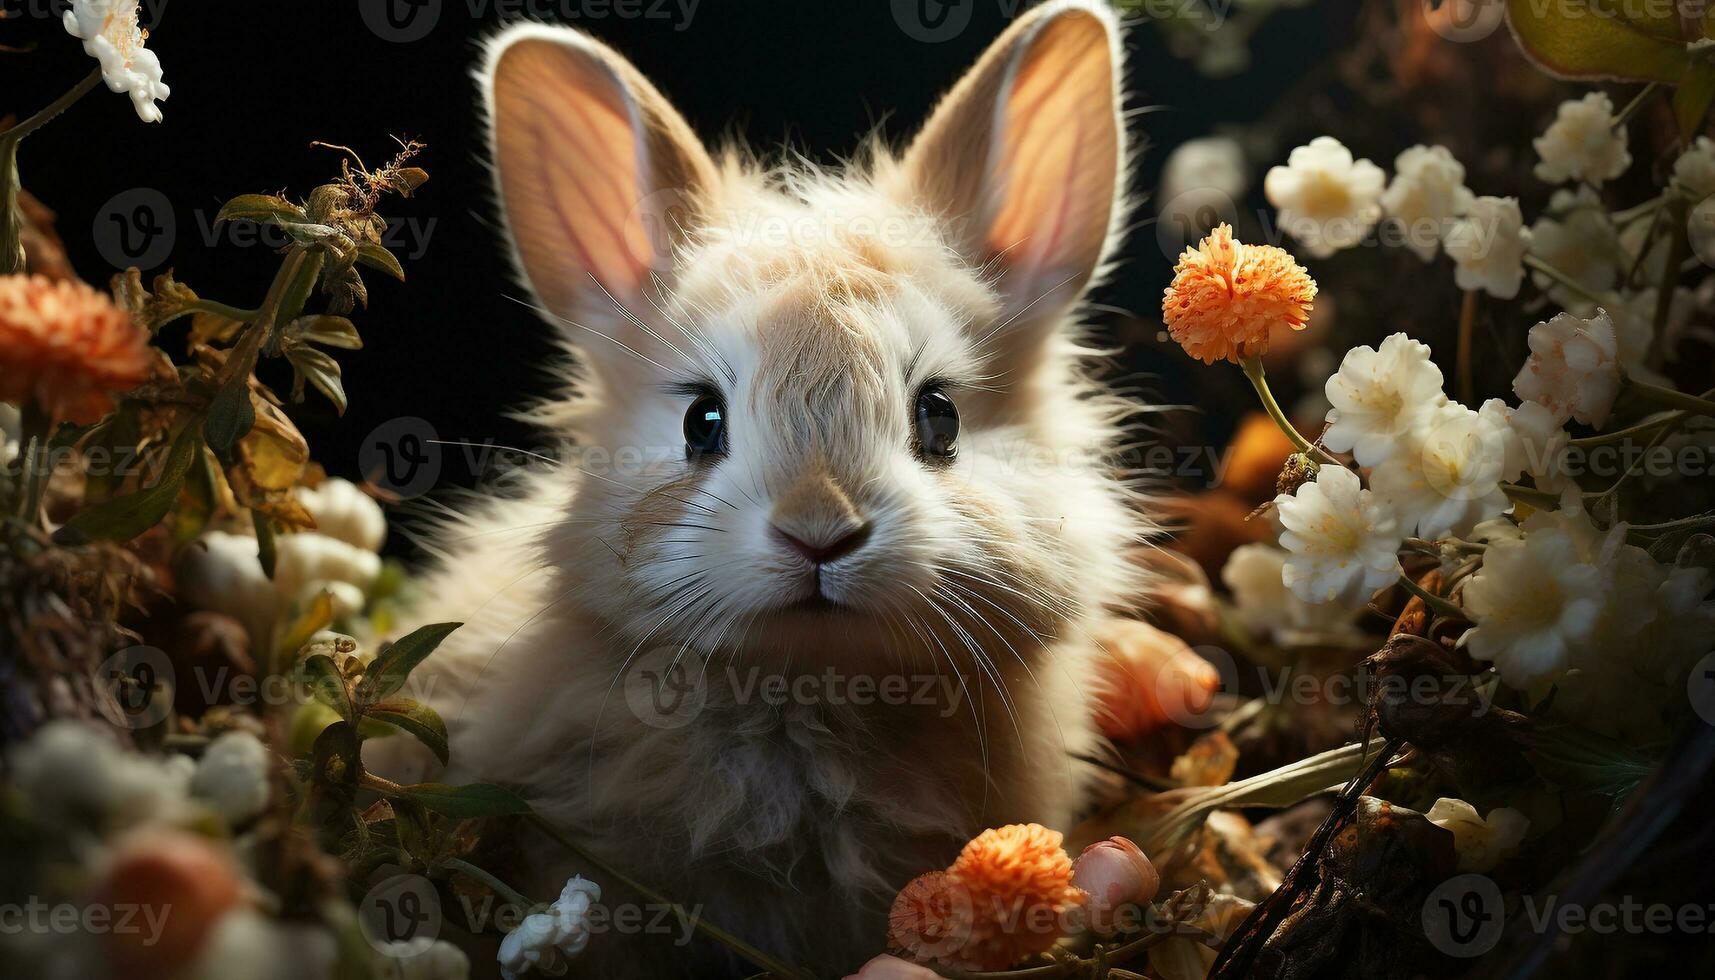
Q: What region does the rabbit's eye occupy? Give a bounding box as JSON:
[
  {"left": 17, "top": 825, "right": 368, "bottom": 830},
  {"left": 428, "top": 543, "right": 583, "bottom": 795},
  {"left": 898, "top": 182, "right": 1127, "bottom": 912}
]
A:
[
  {"left": 915, "top": 387, "right": 959, "bottom": 460},
  {"left": 684, "top": 393, "right": 727, "bottom": 460}
]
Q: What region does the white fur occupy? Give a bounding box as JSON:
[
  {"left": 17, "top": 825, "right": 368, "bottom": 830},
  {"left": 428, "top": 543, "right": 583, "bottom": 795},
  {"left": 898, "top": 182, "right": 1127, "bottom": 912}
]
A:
[{"left": 370, "top": 5, "right": 1150, "bottom": 975}]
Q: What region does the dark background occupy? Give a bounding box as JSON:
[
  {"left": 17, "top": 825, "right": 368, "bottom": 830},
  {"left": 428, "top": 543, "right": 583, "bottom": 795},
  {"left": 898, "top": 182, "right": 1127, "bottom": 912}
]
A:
[{"left": 3, "top": 0, "right": 1347, "bottom": 554}]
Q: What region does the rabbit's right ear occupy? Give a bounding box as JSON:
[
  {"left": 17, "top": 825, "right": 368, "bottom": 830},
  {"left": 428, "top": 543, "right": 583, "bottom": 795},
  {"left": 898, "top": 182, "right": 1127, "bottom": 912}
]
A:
[{"left": 482, "top": 25, "right": 716, "bottom": 373}]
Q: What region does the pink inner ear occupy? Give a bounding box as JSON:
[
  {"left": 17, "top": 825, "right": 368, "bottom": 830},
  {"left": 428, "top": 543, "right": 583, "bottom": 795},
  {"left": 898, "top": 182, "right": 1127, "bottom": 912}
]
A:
[
  {"left": 493, "top": 39, "right": 658, "bottom": 312},
  {"left": 984, "top": 13, "right": 1118, "bottom": 290}
]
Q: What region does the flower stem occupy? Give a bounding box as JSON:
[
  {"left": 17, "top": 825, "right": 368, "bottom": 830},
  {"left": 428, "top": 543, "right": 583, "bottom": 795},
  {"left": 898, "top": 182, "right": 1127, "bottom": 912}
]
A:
[
  {"left": 1626, "top": 377, "right": 1715, "bottom": 418},
  {"left": 1238, "top": 354, "right": 1339, "bottom": 466},
  {"left": 1611, "top": 82, "right": 1660, "bottom": 130},
  {"left": 0, "top": 69, "right": 103, "bottom": 144},
  {"left": 1397, "top": 574, "right": 1463, "bottom": 620},
  {"left": 526, "top": 814, "right": 814, "bottom": 980},
  {"left": 440, "top": 857, "right": 537, "bottom": 913},
  {"left": 1501, "top": 482, "right": 1560, "bottom": 511},
  {"left": 1521, "top": 255, "right": 1608, "bottom": 309},
  {"left": 1456, "top": 289, "right": 1478, "bottom": 406}
]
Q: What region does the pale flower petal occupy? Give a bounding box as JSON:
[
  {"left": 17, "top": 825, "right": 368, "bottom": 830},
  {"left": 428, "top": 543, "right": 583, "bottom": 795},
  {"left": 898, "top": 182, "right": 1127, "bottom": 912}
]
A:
[
  {"left": 61, "top": 0, "right": 170, "bottom": 123},
  {"left": 1321, "top": 332, "right": 1448, "bottom": 466},
  {"left": 1512, "top": 310, "right": 1621, "bottom": 428},
  {"left": 1532, "top": 93, "right": 1631, "bottom": 186},
  {"left": 1369, "top": 399, "right": 1521, "bottom": 539},
  {"left": 1274, "top": 465, "right": 1403, "bottom": 606},
  {"left": 1379, "top": 144, "right": 1474, "bottom": 261},
  {"left": 1264, "top": 136, "right": 1385, "bottom": 258},
  {"left": 1444, "top": 196, "right": 1530, "bottom": 299},
  {"left": 1426, "top": 798, "right": 1529, "bottom": 872}
]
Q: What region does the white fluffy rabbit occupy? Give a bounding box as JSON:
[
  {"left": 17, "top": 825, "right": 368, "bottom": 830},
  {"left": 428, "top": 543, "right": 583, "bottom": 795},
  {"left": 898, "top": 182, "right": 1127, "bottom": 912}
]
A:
[{"left": 372, "top": 2, "right": 1151, "bottom": 974}]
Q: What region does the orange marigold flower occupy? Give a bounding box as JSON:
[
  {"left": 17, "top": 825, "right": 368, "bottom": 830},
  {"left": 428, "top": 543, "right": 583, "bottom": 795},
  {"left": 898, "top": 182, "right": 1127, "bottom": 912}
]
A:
[
  {"left": 897, "top": 823, "right": 1086, "bottom": 971},
  {"left": 1162, "top": 223, "right": 1317, "bottom": 365},
  {"left": 0, "top": 274, "right": 153, "bottom": 425}
]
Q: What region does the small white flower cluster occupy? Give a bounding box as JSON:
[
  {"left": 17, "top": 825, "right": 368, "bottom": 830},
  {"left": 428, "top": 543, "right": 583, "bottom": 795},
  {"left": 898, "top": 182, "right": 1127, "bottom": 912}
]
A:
[
  {"left": 1265, "top": 137, "right": 1532, "bottom": 298},
  {"left": 1463, "top": 498, "right": 1715, "bottom": 725},
  {"left": 497, "top": 876, "right": 602, "bottom": 980},
  {"left": 177, "top": 479, "right": 389, "bottom": 646},
  {"left": 61, "top": 0, "right": 171, "bottom": 123}
]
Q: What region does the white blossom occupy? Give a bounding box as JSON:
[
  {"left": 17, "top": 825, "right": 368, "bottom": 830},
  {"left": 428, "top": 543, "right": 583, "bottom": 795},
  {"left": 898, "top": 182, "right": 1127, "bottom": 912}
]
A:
[
  {"left": 61, "top": 0, "right": 170, "bottom": 123},
  {"left": 1274, "top": 465, "right": 1403, "bottom": 606},
  {"left": 1527, "top": 187, "right": 1619, "bottom": 306},
  {"left": 1263, "top": 136, "right": 1385, "bottom": 258},
  {"left": 1689, "top": 194, "right": 1715, "bottom": 268},
  {"left": 1321, "top": 333, "right": 1448, "bottom": 466},
  {"left": 1220, "top": 543, "right": 1359, "bottom": 642},
  {"left": 375, "top": 939, "right": 471, "bottom": 980},
  {"left": 1670, "top": 135, "right": 1715, "bottom": 201},
  {"left": 1380, "top": 145, "right": 1474, "bottom": 261},
  {"left": 1426, "top": 798, "right": 1529, "bottom": 872},
  {"left": 1532, "top": 93, "right": 1631, "bottom": 186},
  {"left": 295, "top": 479, "right": 388, "bottom": 552},
  {"left": 1444, "top": 196, "right": 1530, "bottom": 299},
  {"left": 190, "top": 731, "right": 272, "bottom": 826},
  {"left": 1369, "top": 399, "right": 1522, "bottom": 539},
  {"left": 1513, "top": 309, "right": 1621, "bottom": 428},
  {"left": 1506, "top": 400, "right": 1573, "bottom": 494},
  {"left": 498, "top": 877, "right": 601, "bottom": 980},
  {"left": 6, "top": 721, "right": 193, "bottom": 831},
  {"left": 1158, "top": 136, "right": 1247, "bottom": 242}
]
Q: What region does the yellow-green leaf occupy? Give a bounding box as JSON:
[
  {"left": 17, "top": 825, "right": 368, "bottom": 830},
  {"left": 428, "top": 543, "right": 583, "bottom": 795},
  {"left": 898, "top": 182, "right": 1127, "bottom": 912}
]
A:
[
  {"left": 1505, "top": 0, "right": 1689, "bottom": 82},
  {"left": 1675, "top": 61, "right": 1715, "bottom": 138}
]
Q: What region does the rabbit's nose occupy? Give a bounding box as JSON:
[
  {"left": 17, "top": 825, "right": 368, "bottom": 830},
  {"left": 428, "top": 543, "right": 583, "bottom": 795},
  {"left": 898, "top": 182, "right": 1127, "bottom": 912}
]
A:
[{"left": 772, "top": 523, "right": 872, "bottom": 565}]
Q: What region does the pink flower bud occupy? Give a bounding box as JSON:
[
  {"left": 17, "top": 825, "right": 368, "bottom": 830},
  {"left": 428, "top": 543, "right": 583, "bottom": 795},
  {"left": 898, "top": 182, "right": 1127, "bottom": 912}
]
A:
[
  {"left": 844, "top": 954, "right": 943, "bottom": 979},
  {"left": 1071, "top": 836, "right": 1161, "bottom": 935}
]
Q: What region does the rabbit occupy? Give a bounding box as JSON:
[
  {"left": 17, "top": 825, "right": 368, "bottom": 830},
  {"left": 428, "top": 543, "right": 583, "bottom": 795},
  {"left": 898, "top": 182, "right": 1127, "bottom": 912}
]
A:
[{"left": 368, "top": 2, "right": 1154, "bottom": 975}]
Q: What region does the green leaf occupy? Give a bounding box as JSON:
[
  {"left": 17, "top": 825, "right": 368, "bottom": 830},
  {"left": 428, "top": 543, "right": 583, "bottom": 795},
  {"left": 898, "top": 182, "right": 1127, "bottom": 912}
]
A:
[
  {"left": 400, "top": 782, "right": 530, "bottom": 819},
  {"left": 203, "top": 377, "right": 255, "bottom": 459},
  {"left": 57, "top": 426, "right": 202, "bottom": 543},
  {"left": 357, "top": 622, "right": 462, "bottom": 706},
  {"left": 217, "top": 193, "right": 307, "bottom": 226},
  {"left": 290, "top": 314, "right": 364, "bottom": 350},
  {"left": 311, "top": 721, "right": 363, "bottom": 792},
  {"left": 368, "top": 698, "right": 450, "bottom": 766},
  {"left": 1505, "top": 0, "right": 1689, "bottom": 82},
  {"left": 390, "top": 797, "right": 434, "bottom": 861},
  {"left": 274, "top": 590, "right": 336, "bottom": 673},
  {"left": 1675, "top": 62, "right": 1715, "bottom": 139},
  {"left": 355, "top": 241, "right": 406, "bottom": 281},
  {"left": 300, "top": 652, "right": 355, "bottom": 723}
]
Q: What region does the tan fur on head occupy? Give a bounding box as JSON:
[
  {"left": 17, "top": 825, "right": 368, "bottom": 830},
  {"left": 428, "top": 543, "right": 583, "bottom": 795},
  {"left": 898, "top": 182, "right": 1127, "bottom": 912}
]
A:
[{"left": 379, "top": 5, "right": 1152, "bottom": 975}]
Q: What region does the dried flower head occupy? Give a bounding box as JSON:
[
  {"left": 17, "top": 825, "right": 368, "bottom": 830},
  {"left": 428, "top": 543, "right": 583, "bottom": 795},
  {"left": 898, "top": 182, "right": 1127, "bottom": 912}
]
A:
[
  {"left": 944, "top": 824, "right": 1085, "bottom": 970},
  {"left": 0, "top": 274, "right": 153, "bottom": 424},
  {"left": 1162, "top": 223, "right": 1317, "bottom": 365}
]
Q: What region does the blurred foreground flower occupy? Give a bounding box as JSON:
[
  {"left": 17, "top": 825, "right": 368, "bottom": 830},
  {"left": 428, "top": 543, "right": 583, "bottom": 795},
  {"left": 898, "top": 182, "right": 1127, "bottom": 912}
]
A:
[
  {"left": 890, "top": 824, "right": 1085, "bottom": 971},
  {"left": 1162, "top": 223, "right": 1317, "bottom": 365},
  {"left": 0, "top": 273, "right": 152, "bottom": 424},
  {"left": 1263, "top": 136, "right": 1384, "bottom": 258},
  {"left": 1094, "top": 618, "right": 1220, "bottom": 736},
  {"left": 1275, "top": 464, "right": 1402, "bottom": 605},
  {"left": 190, "top": 731, "right": 272, "bottom": 827},
  {"left": 497, "top": 876, "right": 601, "bottom": 980},
  {"left": 61, "top": 0, "right": 171, "bottom": 123},
  {"left": 845, "top": 954, "right": 940, "bottom": 979}
]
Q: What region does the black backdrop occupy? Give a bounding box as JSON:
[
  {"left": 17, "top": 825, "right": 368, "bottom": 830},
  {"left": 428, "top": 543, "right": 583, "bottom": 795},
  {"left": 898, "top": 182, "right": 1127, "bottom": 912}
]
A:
[{"left": 3, "top": 0, "right": 1343, "bottom": 556}]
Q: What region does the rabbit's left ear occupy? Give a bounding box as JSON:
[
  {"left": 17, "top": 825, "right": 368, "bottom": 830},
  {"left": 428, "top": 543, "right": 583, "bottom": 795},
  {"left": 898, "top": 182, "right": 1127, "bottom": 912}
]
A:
[{"left": 896, "top": 0, "right": 1128, "bottom": 329}]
